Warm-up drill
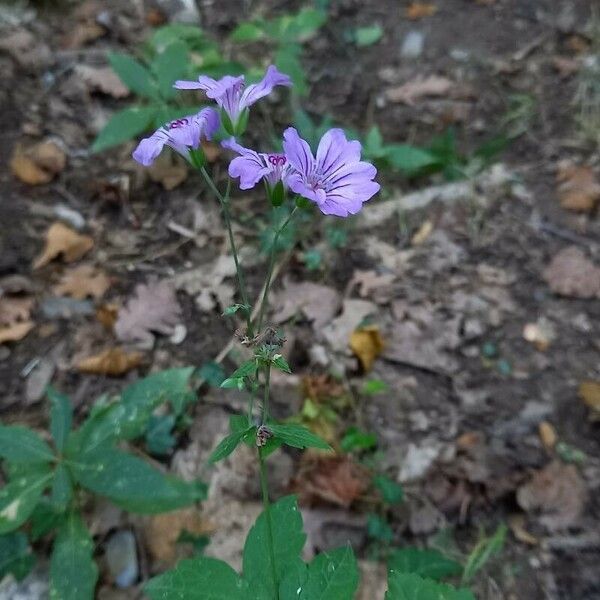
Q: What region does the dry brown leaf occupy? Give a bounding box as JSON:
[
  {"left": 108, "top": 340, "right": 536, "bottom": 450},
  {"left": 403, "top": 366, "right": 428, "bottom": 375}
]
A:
[
  {"left": 539, "top": 421, "right": 557, "bottom": 451},
  {"left": 10, "top": 141, "right": 66, "bottom": 185},
  {"left": 77, "top": 347, "right": 143, "bottom": 375},
  {"left": 34, "top": 223, "right": 94, "bottom": 269},
  {"left": 0, "top": 322, "right": 34, "bottom": 344},
  {"left": 552, "top": 56, "right": 580, "bottom": 77},
  {"left": 350, "top": 270, "right": 396, "bottom": 303},
  {"left": 96, "top": 303, "right": 119, "bottom": 330},
  {"left": 53, "top": 264, "right": 111, "bottom": 299},
  {"left": 556, "top": 163, "right": 600, "bottom": 213},
  {"left": 508, "top": 515, "right": 539, "bottom": 546},
  {"left": 406, "top": 3, "right": 437, "bottom": 19},
  {"left": 411, "top": 220, "right": 434, "bottom": 245},
  {"left": 148, "top": 153, "right": 188, "bottom": 190},
  {"left": 0, "top": 297, "right": 34, "bottom": 326},
  {"left": 349, "top": 326, "right": 384, "bottom": 372},
  {"left": 322, "top": 299, "right": 377, "bottom": 352},
  {"left": 62, "top": 22, "right": 105, "bottom": 49},
  {"left": 578, "top": 381, "right": 600, "bottom": 421},
  {"left": 115, "top": 280, "right": 182, "bottom": 348},
  {"left": 76, "top": 65, "right": 129, "bottom": 98},
  {"left": 516, "top": 461, "right": 586, "bottom": 531},
  {"left": 386, "top": 75, "right": 453, "bottom": 105},
  {"left": 202, "top": 141, "right": 222, "bottom": 163},
  {"left": 543, "top": 246, "right": 600, "bottom": 299}
]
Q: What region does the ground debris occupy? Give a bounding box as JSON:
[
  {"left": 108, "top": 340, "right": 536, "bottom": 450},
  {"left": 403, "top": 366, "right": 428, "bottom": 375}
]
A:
[{"left": 543, "top": 246, "right": 600, "bottom": 299}]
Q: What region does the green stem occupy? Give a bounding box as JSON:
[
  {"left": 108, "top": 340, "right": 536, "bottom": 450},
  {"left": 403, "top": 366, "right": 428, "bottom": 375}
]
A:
[
  {"left": 261, "top": 363, "right": 271, "bottom": 424},
  {"left": 258, "top": 447, "right": 279, "bottom": 599},
  {"left": 256, "top": 207, "right": 298, "bottom": 333},
  {"left": 200, "top": 167, "right": 253, "bottom": 336}
]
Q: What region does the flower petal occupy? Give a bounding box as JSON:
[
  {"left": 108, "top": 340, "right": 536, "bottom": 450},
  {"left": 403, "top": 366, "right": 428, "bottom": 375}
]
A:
[
  {"left": 283, "top": 127, "right": 314, "bottom": 177},
  {"left": 132, "top": 130, "right": 168, "bottom": 166},
  {"left": 239, "top": 65, "right": 292, "bottom": 110},
  {"left": 316, "top": 128, "right": 362, "bottom": 180}
]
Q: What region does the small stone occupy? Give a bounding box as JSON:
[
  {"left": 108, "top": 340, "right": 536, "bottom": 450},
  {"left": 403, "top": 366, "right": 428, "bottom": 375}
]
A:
[
  {"left": 399, "top": 442, "right": 441, "bottom": 482},
  {"left": 25, "top": 358, "right": 55, "bottom": 404},
  {"left": 40, "top": 297, "right": 94, "bottom": 319},
  {"left": 105, "top": 530, "right": 138, "bottom": 588},
  {"left": 169, "top": 323, "right": 187, "bottom": 345},
  {"left": 401, "top": 30, "right": 424, "bottom": 59},
  {"left": 450, "top": 48, "right": 469, "bottom": 61},
  {"left": 54, "top": 204, "right": 85, "bottom": 230}
]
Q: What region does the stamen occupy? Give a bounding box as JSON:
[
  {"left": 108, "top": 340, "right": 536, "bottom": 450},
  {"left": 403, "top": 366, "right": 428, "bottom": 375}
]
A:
[
  {"left": 268, "top": 155, "right": 286, "bottom": 167},
  {"left": 168, "top": 118, "right": 189, "bottom": 129}
]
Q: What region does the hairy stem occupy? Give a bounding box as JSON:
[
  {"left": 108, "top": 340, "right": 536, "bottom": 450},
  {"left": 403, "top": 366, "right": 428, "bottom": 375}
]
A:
[
  {"left": 258, "top": 447, "right": 279, "bottom": 599},
  {"left": 200, "top": 167, "right": 253, "bottom": 336}
]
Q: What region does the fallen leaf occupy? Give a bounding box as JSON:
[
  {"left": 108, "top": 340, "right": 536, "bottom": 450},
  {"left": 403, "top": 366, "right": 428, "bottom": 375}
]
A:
[
  {"left": 34, "top": 223, "right": 94, "bottom": 269},
  {"left": 10, "top": 141, "right": 66, "bottom": 185},
  {"left": 76, "top": 347, "right": 143, "bottom": 376},
  {"left": 516, "top": 461, "right": 586, "bottom": 531},
  {"left": 386, "top": 75, "right": 454, "bottom": 105},
  {"left": 76, "top": 65, "right": 130, "bottom": 98},
  {"left": 539, "top": 421, "right": 557, "bottom": 451},
  {"left": 349, "top": 270, "right": 396, "bottom": 303},
  {"left": 146, "top": 7, "right": 167, "bottom": 26},
  {"left": 411, "top": 219, "right": 434, "bottom": 245},
  {"left": 556, "top": 163, "right": 600, "bottom": 212},
  {"left": 0, "top": 322, "right": 34, "bottom": 344},
  {"left": 0, "top": 297, "right": 34, "bottom": 326},
  {"left": 522, "top": 317, "right": 556, "bottom": 351},
  {"left": 62, "top": 22, "right": 106, "bottom": 49},
  {"left": 508, "top": 515, "right": 539, "bottom": 546},
  {"left": 202, "top": 141, "right": 222, "bottom": 163},
  {"left": 96, "top": 303, "right": 119, "bottom": 330},
  {"left": 552, "top": 56, "right": 580, "bottom": 77},
  {"left": 350, "top": 326, "right": 384, "bottom": 372},
  {"left": 565, "top": 35, "right": 590, "bottom": 55},
  {"left": 148, "top": 153, "right": 188, "bottom": 190},
  {"left": 543, "top": 246, "right": 600, "bottom": 299},
  {"left": 322, "top": 299, "right": 377, "bottom": 352},
  {"left": 406, "top": 2, "right": 437, "bottom": 19},
  {"left": 115, "top": 280, "right": 182, "bottom": 348},
  {"left": 578, "top": 381, "right": 600, "bottom": 421},
  {"left": 53, "top": 264, "right": 111, "bottom": 299}
]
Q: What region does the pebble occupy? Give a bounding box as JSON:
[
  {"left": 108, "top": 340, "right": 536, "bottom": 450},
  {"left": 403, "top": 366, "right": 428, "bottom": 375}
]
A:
[
  {"left": 0, "top": 567, "right": 49, "bottom": 599},
  {"left": 401, "top": 30, "right": 424, "bottom": 59},
  {"left": 105, "top": 530, "right": 138, "bottom": 588},
  {"left": 54, "top": 204, "right": 85, "bottom": 230},
  {"left": 25, "top": 358, "right": 55, "bottom": 404},
  {"left": 40, "top": 297, "right": 94, "bottom": 319}
]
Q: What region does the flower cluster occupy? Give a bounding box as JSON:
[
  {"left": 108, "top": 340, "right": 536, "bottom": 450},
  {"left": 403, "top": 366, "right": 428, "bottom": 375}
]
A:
[{"left": 132, "top": 64, "right": 379, "bottom": 217}]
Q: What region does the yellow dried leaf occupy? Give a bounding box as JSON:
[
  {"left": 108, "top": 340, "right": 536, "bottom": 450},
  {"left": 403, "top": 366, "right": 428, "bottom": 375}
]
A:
[
  {"left": 53, "top": 264, "right": 111, "bottom": 299},
  {"left": 33, "top": 222, "right": 94, "bottom": 269},
  {"left": 10, "top": 141, "right": 66, "bottom": 185},
  {"left": 77, "top": 347, "right": 143, "bottom": 376},
  {"left": 539, "top": 421, "right": 557, "bottom": 451},
  {"left": 557, "top": 163, "right": 600, "bottom": 213},
  {"left": 579, "top": 381, "right": 600, "bottom": 421},
  {"left": 96, "top": 303, "right": 119, "bottom": 330},
  {"left": 0, "top": 321, "right": 34, "bottom": 344},
  {"left": 349, "top": 325, "right": 384, "bottom": 372},
  {"left": 411, "top": 220, "right": 434, "bottom": 245},
  {"left": 147, "top": 153, "right": 188, "bottom": 190},
  {"left": 508, "top": 515, "right": 538, "bottom": 546},
  {"left": 406, "top": 3, "right": 437, "bottom": 19}
]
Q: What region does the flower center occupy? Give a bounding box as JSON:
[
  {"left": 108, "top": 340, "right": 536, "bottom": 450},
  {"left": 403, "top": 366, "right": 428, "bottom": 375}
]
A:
[
  {"left": 268, "top": 154, "right": 286, "bottom": 167},
  {"left": 168, "top": 118, "right": 189, "bottom": 129}
]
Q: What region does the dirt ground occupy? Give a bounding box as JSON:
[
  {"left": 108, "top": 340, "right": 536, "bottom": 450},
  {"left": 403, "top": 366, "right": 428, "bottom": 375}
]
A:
[{"left": 1, "top": 0, "right": 600, "bottom": 598}]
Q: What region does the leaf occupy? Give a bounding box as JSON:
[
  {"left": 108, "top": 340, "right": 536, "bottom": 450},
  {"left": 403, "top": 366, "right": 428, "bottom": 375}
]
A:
[
  {"left": 0, "top": 532, "right": 35, "bottom": 581},
  {"left": 50, "top": 512, "right": 98, "bottom": 600},
  {"left": 91, "top": 105, "right": 158, "bottom": 153},
  {"left": 543, "top": 246, "right": 600, "bottom": 299},
  {"left": 0, "top": 425, "right": 54, "bottom": 463},
  {"left": 341, "top": 426, "right": 378, "bottom": 452},
  {"left": 76, "top": 347, "right": 144, "bottom": 376},
  {"left": 243, "top": 496, "right": 306, "bottom": 598},
  {"left": 47, "top": 387, "right": 73, "bottom": 452},
  {"left": 72, "top": 446, "right": 206, "bottom": 513},
  {"left": 33, "top": 222, "right": 94, "bottom": 269},
  {"left": 198, "top": 361, "right": 226, "bottom": 387},
  {"left": 269, "top": 423, "right": 331, "bottom": 450},
  {"left": 222, "top": 303, "right": 251, "bottom": 316},
  {"left": 230, "top": 22, "right": 265, "bottom": 42},
  {"left": 275, "top": 43, "right": 307, "bottom": 95},
  {"left": 361, "top": 379, "right": 388, "bottom": 395},
  {"left": 115, "top": 279, "right": 182, "bottom": 348},
  {"left": 462, "top": 525, "right": 506, "bottom": 584},
  {"left": 145, "top": 557, "right": 245, "bottom": 600},
  {"left": 556, "top": 163, "right": 600, "bottom": 213},
  {"left": 0, "top": 296, "right": 34, "bottom": 327},
  {"left": 50, "top": 463, "right": 73, "bottom": 511},
  {"left": 349, "top": 325, "right": 385, "bottom": 372},
  {"left": 384, "top": 144, "right": 438, "bottom": 174},
  {"left": 52, "top": 265, "right": 111, "bottom": 299},
  {"left": 228, "top": 359, "right": 258, "bottom": 380},
  {"left": 406, "top": 3, "right": 438, "bottom": 19},
  {"left": 75, "top": 65, "right": 130, "bottom": 98},
  {"left": 385, "top": 75, "right": 454, "bottom": 105},
  {"left": 208, "top": 428, "right": 254, "bottom": 463},
  {"left": 0, "top": 321, "right": 35, "bottom": 344},
  {"left": 10, "top": 140, "right": 66, "bottom": 185},
  {"left": 271, "top": 354, "right": 291, "bottom": 374},
  {"left": 108, "top": 52, "right": 157, "bottom": 99},
  {"left": 145, "top": 414, "right": 176, "bottom": 456},
  {"left": 287, "top": 7, "right": 327, "bottom": 41},
  {"left": 388, "top": 548, "right": 462, "bottom": 580},
  {"left": 0, "top": 466, "right": 53, "bottom": 533},
  {"left": 354, "top": 25, "right": 383, "bottom": 47},
  {"left": 367, "top": 513, "right": 393, "bottom": 543},
  {"left": 298, "top": 546, "right": 359, "bottom": 599},
  {"left": 386, "top": 572, "right": 475, "bottom": 600},
  {"left": 373, "top": 474, "right": 404, "bottom": 505},
  {"left": 152, "top": 41, "right": 189, "bottom": 99}
]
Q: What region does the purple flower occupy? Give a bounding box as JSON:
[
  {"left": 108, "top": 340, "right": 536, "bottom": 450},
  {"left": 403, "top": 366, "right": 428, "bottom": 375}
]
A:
[
  {"left": 174, "top": 65, "right": 291, "bottom": 129},
  {"left": 282, "top": 128, "right": 380, "bottom": 217},
  {"left": 222, "top": 139, "right": 289, "bottom": 190},
  {"left": 132, "top": 108, "right": 219, "bottom": 166}
]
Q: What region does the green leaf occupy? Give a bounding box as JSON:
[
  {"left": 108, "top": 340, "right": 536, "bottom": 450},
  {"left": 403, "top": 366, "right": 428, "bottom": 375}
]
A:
[
  {"left": 269, "top": 423, "right": 331, "bottom": 451},
  {"left": 388, "top": 548, "right": 462, "bottom": 581},
  {"left": 230, "top": 22, "right": 265, "bottom": 42},
  {"left": 287, "top": 8, "right": 327, "bottom": 41},
  {"left": 199, "top": 362, "right": 226, "bottom": 387},
  {"left": 108, "top": 52, "right": 157, "bottom": 98},
  {"left": 243, "top": 496, "right": 306, "bottom": 598},
  {"left": 298, "top": 546, "right": 359, "bottom": 599},
  {"left": 354, "top": 25, "right": 383, "bottom": 47},
  {"left": 145, "top": 414, "right": 176, "bottom": 456},
  {"left": 361, "top": 379, "right": 388, "bottom": 395},
  {"left": 220, "top": 377, "right": 245, "bottom": 390},
  {"left": 91, "top": 105, "right": 158, "bottom": 153},
  {"left": 48, "top": 387, "right": 73, "bottom": 452},
  {"left": 363, "top": 126, "right": 385, "bottom": 159},
  {"left": 50, "top": 463, "right": 73, "bottom": 512},
  {"left": 275, "top": 43, "right": 307, "bottom": 95},
  {"left": 0, "top": 425, "right": 54, "bottom": 464},
  {"left": 30, "top": 499, "right": 62, "bottom": 541},
  {"left": 303, "top": 249, "right": 322, "bottom": 271},
  {"left": 271, "top": 354, "right": 291, "bottom": 374},
  {"left": 384, "top": 145, "right": 438, "bottom": 175},
  {"left": 341, "top": 426, "right": 377, "bottom": 452},
  {"left": 228, "top": 359, "right": 258, "bottom": 380},
  {"left": 462, "top": 524, "right": 506, "bottom": 584},
  {"left": 152, "top": 41, "right": 189, "bottom": 99},
  {"left": 208, "top": 428, "right": 254, "bottom": 464},
  {"left": 72, "top": 447, "right": 206, "bottom": 513},
  {"left": 145, "top": 556, "right": 245, "bottom": 600},
  {"left": 386, "top": 571, "right": 475, "bottom": 600},
  {"left": 0, "top": 466, "right": 53, "bottom": 533},
  {"left": 373, "top": 475, "right": 404, "bottom": 505},
  {"left": 367, "top": 513, "right": 393, "bottom": 543},
  {"left": 0, "top": 532, "right": 35, "bottom": 581},
  {"left": 50, "top": 512, "right": 98, "bottom": 600},
  {"left": 222, "top": 303, "right": 251, "bottom": 317}
]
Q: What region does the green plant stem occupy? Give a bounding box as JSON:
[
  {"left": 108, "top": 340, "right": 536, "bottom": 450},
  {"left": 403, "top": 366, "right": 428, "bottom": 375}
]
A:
[
  {"left": 256, "top": 207, "right": 298, "bottom": 333},
  {"left": 200, "top": 166, "right": 253, "bottom": 336},
  {"left": 258, "top": 447, "right": 279, "bottom": 599},
  {"left": 261, "top": 363, "right": 271, "bottom": 424}
]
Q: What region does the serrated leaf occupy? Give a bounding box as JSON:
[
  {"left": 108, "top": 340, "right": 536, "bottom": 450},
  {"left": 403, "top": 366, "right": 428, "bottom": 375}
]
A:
[
  {"left": 388, "top": 548, "right": 462, "bottom": 581},
  {"left": 145, "top": 556, "right": 245, "bottom": 599},
  {"left": 152, "top": 41, "right": 189, "bottom": 99},
  {"left": 50, "top": 463, "right": 73, "bottom": 512},
  {"left": 50, "top": 512, "right": 98, "bottom": 600},
  {"left": 0, "top": 466, "right": 53, "bottom": 533},
  {"left": 91, "top": 105, "right": 158, "bottom": 153},
  {"left": 386, "top": 571, "right": 475, "bottom": 600},
  {"left": 230, "top": 359, "right": 258, "bottom": 379},
  {"left": 298, "top": 546, "right": 359, "bottom": 599},
  {"left": 108, "top": 52, "right": 157, "bottom": 98},
  {"left": 47, "top": 387, "right": 72, "bottom": 452},
  {"left": 0, "top": 532, "right": 35, "bottom": 581},
  {"left": 243, "top": 496, "right": 306, "bottom": 598},
  {"left": 208, "top": 428, "right": 254, "bottom": 464},
  {"left": 271, "top": 354, "right": 291, "bottom": 374},
  {"left": 374, "top": 475, "right": 404, "bottom": 505},
  {"left": 72, "top": 446, "right": 206, "bottom": 513},
  {"left": 269, "top": 423, "right": 331, "bottom": 451},
  {"left": 0, "top": 425, "right": 54, "bottom": 464}
]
